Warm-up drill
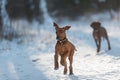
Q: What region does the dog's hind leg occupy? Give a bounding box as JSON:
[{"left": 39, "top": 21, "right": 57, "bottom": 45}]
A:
[
  {"left": 106, "top": 37, "right": 111, "bottom": 50},
  {"left": 104, "top": 30, "right": 111, "bottom": 50}
]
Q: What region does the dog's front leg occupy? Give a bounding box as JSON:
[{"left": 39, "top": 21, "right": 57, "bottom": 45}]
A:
[
  {"left": 94, "top": 39, "right": 99, "bottom": 52},
  {"left": 54, "top": 50, "right": 59, "bottom": 70},
  {"left": 97, "top": 39, "right": 101, "bottom": 52}
]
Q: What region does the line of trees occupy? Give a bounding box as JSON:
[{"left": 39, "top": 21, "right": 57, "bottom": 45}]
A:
[
  {"left": 0, "top": 0, "right": 120, "bottom": 40},
  {"left": 6, "top": 0, "right": 43, "bottom": 22},
  {"left": 5, "top": 0, "right": 120, "bottom": 21},
  {"left": 47, "top": 0, "right": 120, "bottom": 18}
]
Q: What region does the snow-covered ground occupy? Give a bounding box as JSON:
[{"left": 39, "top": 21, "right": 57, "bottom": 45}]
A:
[{"left": 0, "top": 12, "right": 120, "bottom": 80}]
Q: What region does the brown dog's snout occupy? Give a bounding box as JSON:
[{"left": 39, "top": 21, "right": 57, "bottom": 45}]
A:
[{"left": 56, "top": 36, "right": 62, "bottom": 41}]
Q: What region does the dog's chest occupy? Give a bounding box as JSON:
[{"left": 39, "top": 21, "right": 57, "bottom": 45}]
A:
[
  {"left": 93, "top": 30, "right": 100, "bottom": 39},
  {"left": 57, "top": 44, "right": 68, "bottom": 54}
]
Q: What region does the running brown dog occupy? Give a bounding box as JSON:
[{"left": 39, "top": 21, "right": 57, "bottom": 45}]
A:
[
  {"left": 90, "top": 21, "right": 111, "bottom": 52},
  {"left": 53, "top": 22, "right": 76, "bottom": 75}
]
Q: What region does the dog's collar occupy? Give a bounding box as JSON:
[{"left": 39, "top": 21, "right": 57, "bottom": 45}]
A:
[
  {"left": 57, "top": 38, "right": 68, "bottom": 44},
  {"left": 95, "top": 29, "right": 99, "bottom": 32}
]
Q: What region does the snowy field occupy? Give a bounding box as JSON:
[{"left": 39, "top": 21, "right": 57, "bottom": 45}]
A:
[{"left": 0, "top": 12, "right": 120, "bottom": 80}]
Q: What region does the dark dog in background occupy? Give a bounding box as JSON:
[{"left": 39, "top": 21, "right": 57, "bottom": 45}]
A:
[{"left": 90, "top": 22, "right": 111, "bottom": 52}]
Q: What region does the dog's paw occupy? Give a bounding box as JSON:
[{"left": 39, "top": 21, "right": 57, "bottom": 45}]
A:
[
  {"left": 54, "top": 67, "right": 59, "bottom": 70},
  {"left": 69, "top": 73, "right": 74, "bottom": 75},
  {"left": 108, "top": 47, "right": 111, "bottom": 50}
]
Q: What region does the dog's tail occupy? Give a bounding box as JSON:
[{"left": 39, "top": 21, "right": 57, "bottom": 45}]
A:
[{"left": 75, "top": 48, "right": 77, "bottom": 51}]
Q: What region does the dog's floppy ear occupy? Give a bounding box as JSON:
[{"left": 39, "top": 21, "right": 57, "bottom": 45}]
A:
[
  {"left": 90, "top": 22, "right": 101, "bottom": 29},
  {"left": 64, "top": 26, "right": 71, "bottom": 30},
  {"left": 53, "top": 22, "right": 59, "bottom": 29}
]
